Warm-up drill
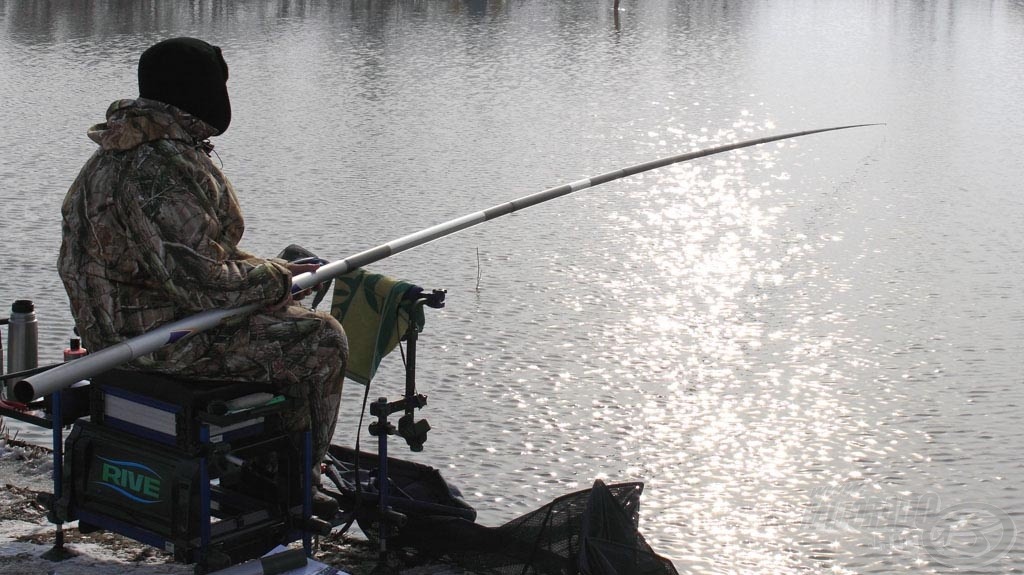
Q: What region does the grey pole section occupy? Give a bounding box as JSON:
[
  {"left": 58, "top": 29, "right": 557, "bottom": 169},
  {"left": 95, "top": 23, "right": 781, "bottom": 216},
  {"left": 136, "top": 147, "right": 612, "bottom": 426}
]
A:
[{"left": 14, "top": 123, "right": 880, "bottom": 402}]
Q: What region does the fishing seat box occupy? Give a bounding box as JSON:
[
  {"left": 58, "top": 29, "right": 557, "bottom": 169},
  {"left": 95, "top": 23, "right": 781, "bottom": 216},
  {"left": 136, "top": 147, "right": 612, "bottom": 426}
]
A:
[
  {"left": 56, "top": 369, "right": 309, "bottom": 567},
  {"left": 88, "top": 369, "right": 285, "bottom": 450}
]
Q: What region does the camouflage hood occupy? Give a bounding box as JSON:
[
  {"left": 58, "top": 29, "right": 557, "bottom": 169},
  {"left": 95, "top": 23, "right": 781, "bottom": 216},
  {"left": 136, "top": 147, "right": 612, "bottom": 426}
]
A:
[
  {"left": 87, "top": 98, "right": 219, "bottom": 152},
  {"left": 60, "top": 97, "right": 291, "bottom": 360}
]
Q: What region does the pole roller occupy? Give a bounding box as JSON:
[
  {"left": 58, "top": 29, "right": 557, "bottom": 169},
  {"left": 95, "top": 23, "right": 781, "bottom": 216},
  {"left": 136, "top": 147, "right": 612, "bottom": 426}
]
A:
[{"left": 14, "top": 123, "right": 881, "bottom": 402}]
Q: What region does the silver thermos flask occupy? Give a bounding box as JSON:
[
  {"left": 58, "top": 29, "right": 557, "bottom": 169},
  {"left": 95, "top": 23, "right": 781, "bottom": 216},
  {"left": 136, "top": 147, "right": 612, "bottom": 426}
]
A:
[{"left": 6, "top": 300, "right": 39, "bottom": 389}]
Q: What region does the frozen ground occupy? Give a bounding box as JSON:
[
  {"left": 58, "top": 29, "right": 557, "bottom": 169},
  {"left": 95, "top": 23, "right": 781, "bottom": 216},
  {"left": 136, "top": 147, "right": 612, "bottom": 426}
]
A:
[{"left": 0, "top": 437, "right": 194, "bottom": 575}]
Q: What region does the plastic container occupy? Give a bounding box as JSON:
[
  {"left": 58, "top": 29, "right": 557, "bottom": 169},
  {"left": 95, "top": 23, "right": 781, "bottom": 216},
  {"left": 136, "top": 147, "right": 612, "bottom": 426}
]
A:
[{"left": 64, "top": 338, "right": 88, "bottom": 361}]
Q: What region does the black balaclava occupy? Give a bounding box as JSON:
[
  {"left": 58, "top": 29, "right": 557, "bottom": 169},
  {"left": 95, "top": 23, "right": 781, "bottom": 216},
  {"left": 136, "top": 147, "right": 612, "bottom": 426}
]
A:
[{"left": 138, "top": 37, "right": 231, "bottom": 135}]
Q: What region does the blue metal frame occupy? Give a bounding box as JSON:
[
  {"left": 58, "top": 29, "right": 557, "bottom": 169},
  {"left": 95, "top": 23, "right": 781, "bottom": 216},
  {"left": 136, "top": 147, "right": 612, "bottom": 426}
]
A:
[
  {"left": 51, "top": 389, "right": 65, "bottom": 552},
  {"left": 198, "top": 425, "right": 211, "bottom": 564}
]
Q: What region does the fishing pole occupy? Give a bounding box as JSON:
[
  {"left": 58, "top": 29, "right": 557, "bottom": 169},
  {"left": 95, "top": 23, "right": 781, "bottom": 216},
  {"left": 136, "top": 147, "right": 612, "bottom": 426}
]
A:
[{"left": 14, "top": 123, "right": 880, "bottom": 402}]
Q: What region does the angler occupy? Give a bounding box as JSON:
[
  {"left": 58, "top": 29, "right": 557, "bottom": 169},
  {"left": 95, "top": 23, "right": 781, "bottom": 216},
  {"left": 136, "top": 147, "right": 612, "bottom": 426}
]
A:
[{"left": 56, "top": 37, "right": 346, "bottom": 518}]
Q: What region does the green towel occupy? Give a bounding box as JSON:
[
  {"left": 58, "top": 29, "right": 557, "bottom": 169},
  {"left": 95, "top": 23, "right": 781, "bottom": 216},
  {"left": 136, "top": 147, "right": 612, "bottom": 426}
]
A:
[{"left": 330, "top": 268, "right": 424, "bottom": 385}]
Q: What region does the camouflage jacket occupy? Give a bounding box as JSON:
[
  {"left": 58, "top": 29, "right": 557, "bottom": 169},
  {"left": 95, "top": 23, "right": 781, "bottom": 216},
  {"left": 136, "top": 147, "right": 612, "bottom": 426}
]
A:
[{"left": 58, "top": 98, "right": 291, "bottom": 359}]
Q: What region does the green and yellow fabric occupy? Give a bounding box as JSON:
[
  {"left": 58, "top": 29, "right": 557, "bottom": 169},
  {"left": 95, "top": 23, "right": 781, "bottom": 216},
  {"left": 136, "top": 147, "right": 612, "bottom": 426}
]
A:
[{"left": 330, "top": 268, "right": 425, "bottom": 385}]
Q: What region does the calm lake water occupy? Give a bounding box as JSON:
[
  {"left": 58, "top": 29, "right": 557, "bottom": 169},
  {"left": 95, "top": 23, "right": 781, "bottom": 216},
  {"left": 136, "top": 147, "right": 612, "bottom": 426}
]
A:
[{"left": 3, "top": 1, "right": 1024, "bottom": 572}]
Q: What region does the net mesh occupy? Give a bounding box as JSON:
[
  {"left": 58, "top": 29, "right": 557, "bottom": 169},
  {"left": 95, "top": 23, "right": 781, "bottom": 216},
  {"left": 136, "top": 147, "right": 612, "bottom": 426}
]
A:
[
  {"left": 326, "top": 446, "right": 676, "bottom": 574},
  {"left": 390, "top": 480, "right": 678, "bottom": 575}
]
